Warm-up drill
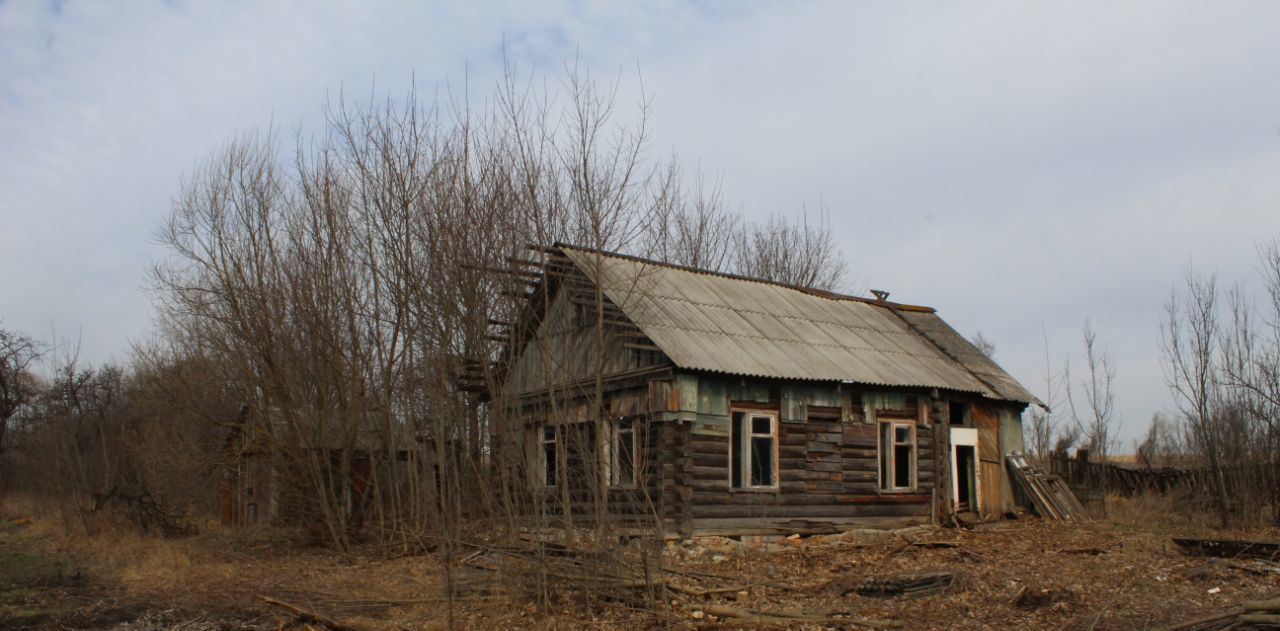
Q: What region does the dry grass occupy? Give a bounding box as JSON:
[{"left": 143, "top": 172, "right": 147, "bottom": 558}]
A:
[{"left": 7, "top": 494, "right": 1280, "bottom": 629}]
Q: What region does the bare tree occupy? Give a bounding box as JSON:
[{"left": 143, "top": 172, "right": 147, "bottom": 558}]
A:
[
  {"left": 1161, "top": 266, "right": 1231, "bottom": 527},
  {"left": 0, "top": 327, "right": 42, "bottom": 459},
  {"left": 1135, "top": 412, "right": 1183, "bottom": 468},
  {"left": 732, "top": 210, "right": 849, "bottom": 291},
  {"left": 969, "top": 331, "right": 996, "bottom": 359},
  {"left": 140, "top": 61, "right": 860, "bottom": 601},
  {"left": 643, "top": 162, "right": 739, "bottom": 271},
  {"left": 1065, "top": 320, "right": 1120, "bottom": 517},
  {"left": 1214, "top": 241, "right": 1280, "bottom": 523},
  {"left": 1067, "top": 321, "right": 1120, "bottom": 461},
  {"left": 1024, "top": 325, "right": 1064, "bottom": 463}
]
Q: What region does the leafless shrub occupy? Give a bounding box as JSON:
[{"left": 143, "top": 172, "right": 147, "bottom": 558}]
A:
[
  {"left": 1067, "top": 321, "right": 1119, "bottom": 461},
  {"left": 1025, "top": 326, "right": 1068, "bottom": 463},
  {"left": 0, "top": 326, "right": 42, "bottom": 462},
  {"left": 732, "top": 210, "right": 849, "bottom": 291},
  {"left": 969, "top": 332, "right": 996, "bottom": 359},
  {"left": 1135, "top": 412, "right": 1184, "bottom": 468}
]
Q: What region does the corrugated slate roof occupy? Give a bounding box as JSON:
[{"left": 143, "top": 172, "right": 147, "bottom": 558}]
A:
[{"left": 560, "top": 246, "right": 1041, "bottom": 406}]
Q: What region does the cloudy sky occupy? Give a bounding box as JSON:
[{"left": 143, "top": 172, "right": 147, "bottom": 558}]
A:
[{"left": 3, "top": 1, "right": 1280, "bottom": 445}]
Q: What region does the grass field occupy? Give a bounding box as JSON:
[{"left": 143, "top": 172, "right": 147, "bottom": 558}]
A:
[{"left": 1, "top": 496, "right": 1277, "bottom": 630}]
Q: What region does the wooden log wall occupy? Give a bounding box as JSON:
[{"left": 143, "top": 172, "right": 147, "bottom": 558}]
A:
[
  {"left": 685, "top": 396, "right": 937, "bottom": 534},
  {"left": 521, "top": 382, "right": 675, "bottom": 531}
]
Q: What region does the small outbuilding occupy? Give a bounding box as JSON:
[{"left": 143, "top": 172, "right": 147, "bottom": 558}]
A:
[{"left": 495, "top": 245, "right": 1042, "bottom": 537}]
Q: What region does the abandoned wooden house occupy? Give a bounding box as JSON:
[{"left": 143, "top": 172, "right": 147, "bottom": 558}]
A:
[{"left": 495, "top": 245, "right": 1043, "bottom": 537}]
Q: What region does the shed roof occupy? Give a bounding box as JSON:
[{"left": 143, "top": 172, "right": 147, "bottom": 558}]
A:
[{"left": 559, "top": 245, "right": 1041, "bottom": 406}]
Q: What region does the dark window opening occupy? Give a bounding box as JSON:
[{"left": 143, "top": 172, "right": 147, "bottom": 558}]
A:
[
  {"left": 731, "top": 414, "right": 744, "bottom": 488},
  {"left": 956, "top": 445, "right": 976, "bottom": 511},
  {"left": 541, "top": 425, "right": 558, "bottom": 487},
  {"left": 894, "top": 443, "right": 912, "bottom": 484},
  {"left": 751, "top": 437, "right": 773, "bottom": 485},
  {"left": 950, "top": 401, "right": 970, "bottom": 426},
  {"left": 879, "top": 421, "right": 916, "bottom": 491},
  {"left": 563, "top": 423, "right": 596, "bottom": 490},
  {"left": 613, "top": 418, "right": 636, "bottom": 486},
  {"left": 731, "top": 411, "right": 777, "bottom": 489}
]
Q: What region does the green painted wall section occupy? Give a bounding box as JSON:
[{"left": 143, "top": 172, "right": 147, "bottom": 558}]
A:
[
  {"left": 674, "top": 374, "right": 857, "bottom": 432},
  {"left": 999, "top": 407, "right": 1025, "bottom": 455}
]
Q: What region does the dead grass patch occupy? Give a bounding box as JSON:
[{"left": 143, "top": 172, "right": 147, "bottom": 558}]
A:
[{"left": 11, "top": 499, "right": 1280, "bottom": 629}]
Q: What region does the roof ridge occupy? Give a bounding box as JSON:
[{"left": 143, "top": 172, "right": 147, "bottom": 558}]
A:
[{"left": 553, "top": 242, "right": 935, "bottom": 313}]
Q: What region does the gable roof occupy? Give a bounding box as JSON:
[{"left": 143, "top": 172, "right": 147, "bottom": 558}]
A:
[{"left": 558, "top": 245, "right": 1041, "bottom": 406}]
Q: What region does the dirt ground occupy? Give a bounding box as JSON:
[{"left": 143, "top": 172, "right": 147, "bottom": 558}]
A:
[{"left": 2, "top": 501, "right": 1279, "bottom": 630}]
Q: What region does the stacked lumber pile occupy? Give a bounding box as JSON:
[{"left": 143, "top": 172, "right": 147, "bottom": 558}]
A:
[{"left": 1007, "top": 452, "right": 1088, "bottom": 522}]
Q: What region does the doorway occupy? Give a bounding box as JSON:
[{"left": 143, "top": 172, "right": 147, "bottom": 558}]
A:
[
  {"left": 955, "top": 445, "right": 976, "bottom": 512},
  {"left": 950, "top": 427, "right": 980, "bottom": 514}
]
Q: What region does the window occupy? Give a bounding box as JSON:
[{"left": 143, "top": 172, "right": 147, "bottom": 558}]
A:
[
  {"left": 731, "top": 411, "right": 778, "bottom": 488},
  {"left": 879, "top": 421, "right": 916, "bottom": 491},
  {"left": 609, "top": 418, "right": 637, "bottom": 487},
  {"left": 949, "top": 401, "right": 970, "bottom": 426},
  {"left": 540, "top": 425, "right": 559, "bottom": 487}
]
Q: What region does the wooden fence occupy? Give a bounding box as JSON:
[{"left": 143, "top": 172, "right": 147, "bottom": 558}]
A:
[{"left": 1049, "top": 449, "right": 1278, "bottom": 499}]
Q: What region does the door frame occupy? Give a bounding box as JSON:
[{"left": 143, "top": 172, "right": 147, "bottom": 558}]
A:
[{"left": 950, "top": 427, "right": 980, "bottom": 513}]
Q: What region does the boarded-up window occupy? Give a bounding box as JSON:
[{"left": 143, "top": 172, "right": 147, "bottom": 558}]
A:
[
  {"left": 731, "top": 411, "right": 778, "bottom": 488},
  {"left": 879, "top": 421, "right": 916, "bottom": 491}
]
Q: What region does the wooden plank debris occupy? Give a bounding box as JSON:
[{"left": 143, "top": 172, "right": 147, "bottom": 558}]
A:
[
  {"left": 1006, "top": 452, "right": 1088, "bottom": 522},
  {"left": 854, "top": 570, "right": 957, "bottom": 599},
  {"left": 1155, "top": 596, "right": 1280, "bottom": 630},
  {"left": 258, "top": 595, "right": 365, "bottom": 631},
  {"left": 695, "top": 604, "right": 903, "bottom": 628},
  {"left": 1173, "top": 537, "right": 1280, "bottom": 562}
]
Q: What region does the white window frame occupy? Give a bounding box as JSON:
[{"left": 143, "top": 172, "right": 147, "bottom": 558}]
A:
[
  {"left": 878, "top": 419, "right": 917, "bottom": 492},
  {"left": 729, "top": 410, "right": 779, "bottom": 490}
]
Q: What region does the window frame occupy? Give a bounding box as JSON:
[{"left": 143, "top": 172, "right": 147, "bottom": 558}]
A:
[
  {"left": 878, "top": 418, "right": 917, "bottom": 493},
  {"left": 729, "top": 409, "right": 780, "bottom": 491},
  {"left": 539, "top": 424, "right": 560, "bottom": 488},
  {"left": 608, "top": 417, "right": 638, "bottom": 489}
]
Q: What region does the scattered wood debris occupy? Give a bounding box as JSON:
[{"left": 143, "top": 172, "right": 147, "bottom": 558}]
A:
[
  {"left": 258, "top": 595, "right": 364, "bottom": 631},
  {"left": 855, "top": 570, "right": 958, "bottom": 599},
  {"left": 694, "top": 604, "right": 903, "bottom": 628},
  {"left": 1010, "top": 585, "right": 1074, "bottom": 610},
  {"left": 1173, "top": 537, "right": 1280, "bottom": 562},
  {"left": 1157, "top": 596, "right": 1280, "bottom": 630}
]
